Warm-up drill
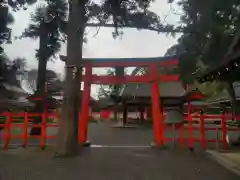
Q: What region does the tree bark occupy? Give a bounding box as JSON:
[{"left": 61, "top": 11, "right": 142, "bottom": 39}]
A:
[
  {"left": 55, "top": 0, "right": 85, "bottom": 156},
  {"left": 30, "top": 21, "right": 48, "bottom": 135}
]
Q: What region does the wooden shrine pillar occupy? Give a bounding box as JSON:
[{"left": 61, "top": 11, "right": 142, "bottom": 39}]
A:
[
  {"left": 123, "top": 104, "right": 128, "bottom": 126},
  {"left": 149, "top": 64, "right": 164, "bottom": 146},
  {"left": 113, "top": 106, "right": 118, "bottom": 121},
  {"left": 78, "top": 65, "right": 92, "bottom": 144},
  {"left": 146, "top": 107, "right": 151, "bottom": 120}
]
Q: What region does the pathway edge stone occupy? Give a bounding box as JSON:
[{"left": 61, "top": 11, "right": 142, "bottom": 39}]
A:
[{"left": 206, "top": 150, "right": 240, "bottom": 176}]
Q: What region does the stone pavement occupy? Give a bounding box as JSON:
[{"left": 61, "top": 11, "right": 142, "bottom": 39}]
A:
[
  {"left": 0, "top": 121, "right": 230, "bottom": 149},
  {"left": 0, "top": 147, "right": 240, "bottom": 180},
  {"left": 0, "top": 121, "right": 239, "bottom": 180},
  {"left": 207, "top": 150, "right": 240, "bottom": 176}
]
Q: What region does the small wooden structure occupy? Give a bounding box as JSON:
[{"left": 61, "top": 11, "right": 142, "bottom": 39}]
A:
[
  {"left": 115, "top": 81, "right": 186, "bottom": 125},
  {"left": 107, "top": 70, "right": 206, "bottom": 126},
  {"left": 0, "top": 83, "right": 33, "bottom": 111}
]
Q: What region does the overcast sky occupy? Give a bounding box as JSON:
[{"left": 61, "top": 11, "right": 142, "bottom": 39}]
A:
[{"left": 4, "top": 0, "right": 182, "bottom": 98}]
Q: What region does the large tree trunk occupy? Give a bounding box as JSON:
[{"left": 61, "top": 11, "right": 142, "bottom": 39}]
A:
[
  {"left": 30, "top": 22, "right": 48, "bottom": 135},
  {"left": 55, "top": 0, "right": 85, "bottom": 156}
]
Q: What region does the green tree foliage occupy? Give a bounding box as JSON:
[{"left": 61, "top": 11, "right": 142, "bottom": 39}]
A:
[
  {"left": 163, "top": 0, "right": 239, "bottom": 83},
  {"left": 0, "top": 55, "right": 27, "bottom": 87},
  {"left": 0, "top": 3, "right": 13, "bottom": 54},
  {"left": 165, "top": 0, "right": 240, "bottom": 119},
  {"left": 26, "top": 69, "right": 62, "bottom": 92},
  {"left": 191, "top": 60, "right": 225, "bottom": 97},
  {"left": 8, "top": 0, "right": 37, "bottom": 10},
  {"left": 19, "top": 0, "right": 67, "bottom": 93},
  {"left": 0, "top": 0, "right": 37, "bottom": 53},
  {"left": 26, "top": 68, "right": 63, "bottom": 110},
  {"left": 98, "top": 68, "right": 128, "bottom": 98},
  {"left": 20, "top": 0, "right": 68, "bottom": 58},
  {"left": 18, "top": 0, "right": 68, "bottom": 134},
  {"left": 0, "top": 55, "right": 28, "bottom": 114}
]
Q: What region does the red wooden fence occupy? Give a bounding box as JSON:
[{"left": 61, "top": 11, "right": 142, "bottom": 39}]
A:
[{"left": 0, "top": 110, "right": 240, "bottom": 151}]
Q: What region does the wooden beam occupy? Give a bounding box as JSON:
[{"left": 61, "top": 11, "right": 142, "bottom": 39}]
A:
[
  {"left": 60, "top": 55, "right": 179, "bottom": 67},
  {"left": 83, "top": 75, "right": 180, "bottom": 84}
]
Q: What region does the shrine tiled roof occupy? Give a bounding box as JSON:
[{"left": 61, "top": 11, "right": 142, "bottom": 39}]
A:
[
  {"left": 120, "top": 63, "right": 186, "bottom": 98},
  {"left": 120, "top": 82, "right": 186, "bottom": 98}
]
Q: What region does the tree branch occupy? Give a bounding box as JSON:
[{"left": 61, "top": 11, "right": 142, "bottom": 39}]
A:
[{"left": 86, "top": 23, "right": 183, "bottom": 33}]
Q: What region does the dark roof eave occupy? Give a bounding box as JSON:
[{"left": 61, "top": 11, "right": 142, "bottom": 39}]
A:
[{"left": 60, "top": 55, "right": 179, "bottom": 63}]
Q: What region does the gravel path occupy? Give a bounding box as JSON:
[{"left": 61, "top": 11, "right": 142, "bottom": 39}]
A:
[
  {"left": 0, "top": 121, "right": 239, "bottom": 180},
  {"left": 0, "top": 147, "right": 239, "bottom": 180}
]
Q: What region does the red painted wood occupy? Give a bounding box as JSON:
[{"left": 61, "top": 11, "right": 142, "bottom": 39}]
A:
[
  {"left": 78, "top": 65, "right": 92, "bottom": 144},
  {"left": 85, "top": 74, "right": 179, "bottom": 84},
  {"left": 82, "top": 59, "right": 179, "bottom": 67},
  {"left": 100, "top": 110, "right": 111, "bottom": 119},
  {"left": 200, "top": 112, "right": 206, "bottom": 150},
  {"left": 4, "top": 111, "right": 11, "bottom": 151},
  {"left": 22, "top": 111, "right": 28, "bottom": 147},
  {"left": 149, "top": 64, "right": 164, "bottom": 146},
  {"left": 187, "top": 102, "right": 193, "bottom": 149}
]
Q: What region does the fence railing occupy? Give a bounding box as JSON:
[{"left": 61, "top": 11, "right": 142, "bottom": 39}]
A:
[
  {"left": 0, "top": 111, "right": 59, "bottom": 150},
  {"left": 0, "top": 110, "right": 240, "bottom": 151}
]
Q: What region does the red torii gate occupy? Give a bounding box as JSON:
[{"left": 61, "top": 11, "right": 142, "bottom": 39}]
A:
[{"left": 78, "top": 55, "right": 179, "bottom": 147}]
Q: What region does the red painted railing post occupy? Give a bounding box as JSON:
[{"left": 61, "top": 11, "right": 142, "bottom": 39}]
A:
[
  {"left": 22, "top": 110, "right": 28, "bottom": 147},
  {"left": 221, "top": 109, "right": 227, "bottom": 150},
  {"left": 187, "top": 101, "right": 193, "bottom": 149},
  {"left": 149, "top": 64, "right": 164, "bottom": 146},
  {"left": 79, "top": 65, "right": 92, "bottom": 144},
  {"left": 4, "top": 110, "right": 12, "bottom": 151},
  {"left": 200, "top": 110, "right": 206, "bottom": 150}
]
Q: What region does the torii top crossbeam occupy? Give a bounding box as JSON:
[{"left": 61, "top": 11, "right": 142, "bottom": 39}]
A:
[
  {"left": 60, "top": 55, "right": 178, "bottom": 67},
  {"left": 60, "top": 55, "right": 180, "bottom": 84}
]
